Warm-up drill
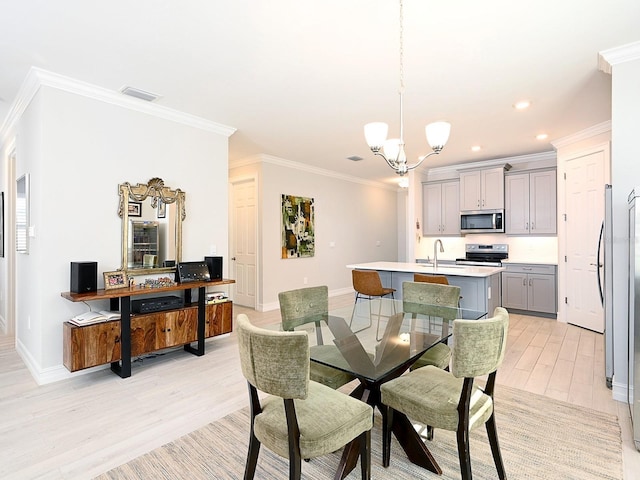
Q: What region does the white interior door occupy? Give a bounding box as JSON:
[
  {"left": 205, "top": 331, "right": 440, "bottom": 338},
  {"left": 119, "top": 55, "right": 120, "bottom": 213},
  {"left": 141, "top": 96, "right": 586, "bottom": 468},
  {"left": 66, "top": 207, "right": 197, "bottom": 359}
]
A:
[
  {"left": 230, "top": 178, "right": 257, "bottom": 308},
  {"left": 565, "top": 150, "right": 606, "bottom": 332}
]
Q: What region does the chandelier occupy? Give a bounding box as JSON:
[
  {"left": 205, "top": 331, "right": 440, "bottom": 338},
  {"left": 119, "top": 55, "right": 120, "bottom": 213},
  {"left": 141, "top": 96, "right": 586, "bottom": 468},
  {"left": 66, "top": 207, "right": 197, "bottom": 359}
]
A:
[{"left": 364, "top": 0, "right": 451, "bottom": 176}]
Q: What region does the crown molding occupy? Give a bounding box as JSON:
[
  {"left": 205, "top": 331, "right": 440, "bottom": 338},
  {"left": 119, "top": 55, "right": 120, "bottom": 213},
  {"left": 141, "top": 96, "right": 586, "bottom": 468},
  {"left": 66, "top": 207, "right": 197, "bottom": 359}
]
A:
[
  {"left": 425, "top": 150, "right": 557, "bottom": 178},
  {"left": 1, "top": 67, "right": 236, "bottom": 144},
  {"left": 598, "top": 41, "right": 640, "bottom": 74},
  {"left": 230, "top": 153, "right": 396, "bottom": 191},
  {"left": 550, "top": 120, "right": 611, "bottom": 149}
]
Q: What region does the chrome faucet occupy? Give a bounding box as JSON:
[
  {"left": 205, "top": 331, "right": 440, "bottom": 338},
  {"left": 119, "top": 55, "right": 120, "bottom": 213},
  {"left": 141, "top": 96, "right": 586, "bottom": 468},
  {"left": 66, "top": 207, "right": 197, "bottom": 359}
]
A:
[{"left": 433, "top": 239, "right": 444, "bottom": 269}]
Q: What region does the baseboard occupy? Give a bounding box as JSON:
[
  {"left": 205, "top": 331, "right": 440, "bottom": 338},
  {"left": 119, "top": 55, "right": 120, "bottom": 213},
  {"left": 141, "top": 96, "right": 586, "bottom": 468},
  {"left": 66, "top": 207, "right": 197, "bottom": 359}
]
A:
[
  {"left": 612, "top": 377, "right": 631, "bottom": 403},
  {"left": 15, "top": 337, "right": 108, "bottom": 385}
]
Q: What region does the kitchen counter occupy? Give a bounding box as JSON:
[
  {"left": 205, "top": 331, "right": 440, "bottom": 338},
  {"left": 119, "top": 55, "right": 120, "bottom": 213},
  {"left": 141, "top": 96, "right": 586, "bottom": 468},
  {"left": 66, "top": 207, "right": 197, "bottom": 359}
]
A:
[
  {"left": 502, "top": 259, "right": 558, "bottom": 266},
  {"left": 347, "top": 261, "right": 503, "bottom": 313},
  {"left": 347, "top": 261, "right": 505, "bottom": 278}
]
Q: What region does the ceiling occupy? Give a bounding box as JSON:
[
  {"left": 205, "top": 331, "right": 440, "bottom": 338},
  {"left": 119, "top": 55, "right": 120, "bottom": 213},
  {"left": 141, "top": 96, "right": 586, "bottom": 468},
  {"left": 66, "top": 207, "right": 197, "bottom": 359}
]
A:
[{"left": 1, "top": 1, "right": 639, "bottom": 186}]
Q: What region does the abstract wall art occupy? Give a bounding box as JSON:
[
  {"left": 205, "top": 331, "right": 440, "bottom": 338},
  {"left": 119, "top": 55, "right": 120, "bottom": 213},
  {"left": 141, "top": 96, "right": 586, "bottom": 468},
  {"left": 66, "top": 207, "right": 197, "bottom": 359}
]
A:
[{"left": 281, "top": 194, "right": 314, "bottom": 258}]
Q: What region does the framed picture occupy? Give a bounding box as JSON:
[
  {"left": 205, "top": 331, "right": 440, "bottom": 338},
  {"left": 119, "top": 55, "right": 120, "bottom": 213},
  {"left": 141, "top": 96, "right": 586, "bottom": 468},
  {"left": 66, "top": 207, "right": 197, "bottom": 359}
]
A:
[
  {"left": 281, "top": 194, "right": 315, "bottom": 259},
  {"left": 0, "top": 192, "right": 4, "bottom": 258},
  {"left": 157, "top": 200, "right": 166, "bottom": 219},
  {"left": 103, "top": 270, "right": 129, "bottom": 290},
  {"left": 128, "top": 202, "right": 142, "bottom": 217}
]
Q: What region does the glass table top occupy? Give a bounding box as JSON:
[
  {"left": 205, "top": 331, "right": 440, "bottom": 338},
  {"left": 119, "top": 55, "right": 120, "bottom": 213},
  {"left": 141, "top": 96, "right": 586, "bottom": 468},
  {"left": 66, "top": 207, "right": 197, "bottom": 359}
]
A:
[{"left": 269, "top": 298, "right": 486, "bottom": 383}]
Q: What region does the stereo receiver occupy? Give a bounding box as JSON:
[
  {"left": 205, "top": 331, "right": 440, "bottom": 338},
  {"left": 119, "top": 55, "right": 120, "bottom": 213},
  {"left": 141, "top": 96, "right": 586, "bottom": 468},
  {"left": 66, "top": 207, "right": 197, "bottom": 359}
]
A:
[{"left": 131, "top": 295, "right": 184, "bottom": 314}]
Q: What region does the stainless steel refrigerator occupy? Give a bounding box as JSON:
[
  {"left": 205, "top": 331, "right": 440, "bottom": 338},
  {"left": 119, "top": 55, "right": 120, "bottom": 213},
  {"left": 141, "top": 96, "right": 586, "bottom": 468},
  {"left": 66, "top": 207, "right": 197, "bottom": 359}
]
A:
[
  {"left": 598, "top": 185, "right": 614, "bottom": 388},
  {"left": 627, "top": 188, "right": 640, "bottom": 450}
]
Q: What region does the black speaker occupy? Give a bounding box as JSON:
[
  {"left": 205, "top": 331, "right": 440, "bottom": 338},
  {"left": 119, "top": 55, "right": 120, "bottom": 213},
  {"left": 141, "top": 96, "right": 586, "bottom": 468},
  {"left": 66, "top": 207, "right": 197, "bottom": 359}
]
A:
[
  {"left": 204, "top": 256, "right": 223, "bottom": 281},
  {"left": 70, "top": 261, "right": 98, "bottom": 293}
]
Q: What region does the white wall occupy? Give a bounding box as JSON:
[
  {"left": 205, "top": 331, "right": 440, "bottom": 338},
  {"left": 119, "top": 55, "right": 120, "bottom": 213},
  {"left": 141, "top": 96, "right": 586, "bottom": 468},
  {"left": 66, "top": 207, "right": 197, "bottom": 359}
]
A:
[
  {"left": 230, "top": 155, "right": 399, "bottom": 311},
  {"left": 608, "top": 53, "right": 640, "bottom": 401},
  {"left": 0, "top": 69, "right": 234, "bottom": 384}
]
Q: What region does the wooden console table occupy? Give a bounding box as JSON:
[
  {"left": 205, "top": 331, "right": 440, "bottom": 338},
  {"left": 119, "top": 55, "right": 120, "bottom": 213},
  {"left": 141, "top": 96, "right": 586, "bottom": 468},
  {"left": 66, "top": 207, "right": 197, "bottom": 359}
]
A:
[{"left": 61, "top": 279, "right": 235, "bottom": 378}]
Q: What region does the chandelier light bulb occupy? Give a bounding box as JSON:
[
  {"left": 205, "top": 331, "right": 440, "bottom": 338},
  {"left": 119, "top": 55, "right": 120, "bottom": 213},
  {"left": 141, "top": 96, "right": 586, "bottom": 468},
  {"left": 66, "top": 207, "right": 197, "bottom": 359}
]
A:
[{"left": 364, "top": 122, "right": 389, "bottom": 152}]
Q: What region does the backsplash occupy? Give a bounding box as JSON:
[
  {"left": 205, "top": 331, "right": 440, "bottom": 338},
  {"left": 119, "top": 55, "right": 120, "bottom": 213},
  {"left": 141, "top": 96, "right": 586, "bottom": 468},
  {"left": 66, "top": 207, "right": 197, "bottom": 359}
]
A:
[{"left": 416, "top": 235, "right": 558, "bottom": 264}]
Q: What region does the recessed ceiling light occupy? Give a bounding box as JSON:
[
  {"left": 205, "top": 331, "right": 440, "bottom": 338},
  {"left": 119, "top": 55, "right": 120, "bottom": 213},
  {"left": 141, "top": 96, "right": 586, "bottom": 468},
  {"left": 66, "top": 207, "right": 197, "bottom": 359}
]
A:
[
  {"left": 513, "top": 100, "right": 531, "bottom": 110},
  {"left": 471, "top": 145, "right": 482, "bottom": 152},
  {"left": 536, "top": 133, "right": 549, "bottom": 140},
  {"left": 347, "top": 155, "right": 364, "bottom": 162}
]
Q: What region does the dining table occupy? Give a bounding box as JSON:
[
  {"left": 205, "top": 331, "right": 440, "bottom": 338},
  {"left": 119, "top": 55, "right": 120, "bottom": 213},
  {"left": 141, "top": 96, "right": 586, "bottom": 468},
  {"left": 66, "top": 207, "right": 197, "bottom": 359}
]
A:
[{"left": 266, "top": 298, "right": 487, "bottom": 479}]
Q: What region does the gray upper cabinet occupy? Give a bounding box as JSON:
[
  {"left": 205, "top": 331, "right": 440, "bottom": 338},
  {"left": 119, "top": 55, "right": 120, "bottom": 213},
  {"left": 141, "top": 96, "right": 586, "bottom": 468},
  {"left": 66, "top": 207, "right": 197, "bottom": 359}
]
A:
[
  {"left": 459, "top": 167, "right": 506, "bottom": 211},
  {"left": 505, "top": 169, "right": 556, "bottom": 235},
  {"left": 423, "top": 180, "right": 460, "bottom": 235}
]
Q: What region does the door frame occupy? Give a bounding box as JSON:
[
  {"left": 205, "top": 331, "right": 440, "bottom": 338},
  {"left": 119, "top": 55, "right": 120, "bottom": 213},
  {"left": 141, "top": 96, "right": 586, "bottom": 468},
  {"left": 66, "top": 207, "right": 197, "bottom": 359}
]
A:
[{"left": 228, "top": 173, "right": 259, "bottom": 310}]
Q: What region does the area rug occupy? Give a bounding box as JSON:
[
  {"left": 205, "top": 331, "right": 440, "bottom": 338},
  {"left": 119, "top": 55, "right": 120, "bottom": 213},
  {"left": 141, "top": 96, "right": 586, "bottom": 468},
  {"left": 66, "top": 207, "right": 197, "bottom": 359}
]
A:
[{"left": 95, "top": 386, "right": 623, "bottom": 479}]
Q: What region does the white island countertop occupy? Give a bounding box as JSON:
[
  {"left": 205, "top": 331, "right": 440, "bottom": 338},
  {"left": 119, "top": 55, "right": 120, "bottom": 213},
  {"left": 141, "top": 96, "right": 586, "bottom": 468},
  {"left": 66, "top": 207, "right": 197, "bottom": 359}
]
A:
[{"left": 347, "top": 261, "right": 504, "bottom": 278}]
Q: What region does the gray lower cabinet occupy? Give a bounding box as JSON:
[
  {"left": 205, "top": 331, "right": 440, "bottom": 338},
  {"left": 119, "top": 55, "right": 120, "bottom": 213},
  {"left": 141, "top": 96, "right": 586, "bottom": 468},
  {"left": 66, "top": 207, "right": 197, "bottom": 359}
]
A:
[{"left": 502, "top": 263, "right": 557, "bottom": 315}]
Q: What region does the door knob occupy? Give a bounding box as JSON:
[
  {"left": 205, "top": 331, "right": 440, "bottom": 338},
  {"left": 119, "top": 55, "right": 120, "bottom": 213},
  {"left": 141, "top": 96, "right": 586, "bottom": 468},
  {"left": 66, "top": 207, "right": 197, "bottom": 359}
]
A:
[{"left": 231, "top": 257, "right": 236, "bottom": 261}]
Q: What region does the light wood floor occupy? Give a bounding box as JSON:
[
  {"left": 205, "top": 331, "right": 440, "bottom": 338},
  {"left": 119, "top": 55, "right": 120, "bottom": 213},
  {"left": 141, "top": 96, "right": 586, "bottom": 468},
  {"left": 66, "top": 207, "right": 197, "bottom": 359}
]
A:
[{"left": 1, "top": 295, "right": 638, "bottom": 479}]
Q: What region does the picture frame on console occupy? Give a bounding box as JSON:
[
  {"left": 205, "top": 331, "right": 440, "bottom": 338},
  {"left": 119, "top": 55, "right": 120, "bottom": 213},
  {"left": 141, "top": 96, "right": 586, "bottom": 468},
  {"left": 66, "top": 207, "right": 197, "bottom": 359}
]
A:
[{"left": 103, "top": 270, "right": 128, "bottom": 290}]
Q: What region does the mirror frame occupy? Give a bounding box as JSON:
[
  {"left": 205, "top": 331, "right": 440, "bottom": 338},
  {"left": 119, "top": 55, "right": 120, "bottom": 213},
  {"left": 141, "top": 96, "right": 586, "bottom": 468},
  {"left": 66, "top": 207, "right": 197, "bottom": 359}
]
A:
[{"left": 118, "top": 177, "right": 185, "bottom": 275}]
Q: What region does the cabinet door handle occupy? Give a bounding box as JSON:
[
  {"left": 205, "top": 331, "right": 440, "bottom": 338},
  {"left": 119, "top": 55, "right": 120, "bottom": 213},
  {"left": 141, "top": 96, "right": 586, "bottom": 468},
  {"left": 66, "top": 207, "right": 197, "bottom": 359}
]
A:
[
  {"left": 525, "top": 222, "right": 529, "bottom": 230},
  {"left": 531, "top": 222, "right": 535, "bottom": 230},
  {"left": 523, "top": 278, "right": 527, "bottom": 286},
  {"left": 529, "top": 278, "right": 533, "bottom": 286}
]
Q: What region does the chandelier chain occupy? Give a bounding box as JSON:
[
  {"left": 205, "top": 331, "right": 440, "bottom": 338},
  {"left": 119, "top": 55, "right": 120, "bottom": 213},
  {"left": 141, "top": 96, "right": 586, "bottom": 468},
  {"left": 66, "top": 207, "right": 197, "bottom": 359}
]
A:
[{"left": 399, "top": 0, "right": 404, "bottom": 94}]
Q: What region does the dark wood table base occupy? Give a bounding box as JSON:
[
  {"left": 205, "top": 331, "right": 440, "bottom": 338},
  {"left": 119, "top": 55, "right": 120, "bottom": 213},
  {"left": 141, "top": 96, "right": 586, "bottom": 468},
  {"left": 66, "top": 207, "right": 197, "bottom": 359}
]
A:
[{"left": 334, "top": 383, "right": 441, "bottom": 479}]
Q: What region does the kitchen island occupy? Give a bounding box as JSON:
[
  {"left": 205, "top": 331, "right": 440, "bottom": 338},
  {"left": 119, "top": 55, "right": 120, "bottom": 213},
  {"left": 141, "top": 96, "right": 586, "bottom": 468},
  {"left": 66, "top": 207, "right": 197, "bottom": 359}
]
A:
[{"left": 347, "top": 261, "right": 504, "bottom": 313}]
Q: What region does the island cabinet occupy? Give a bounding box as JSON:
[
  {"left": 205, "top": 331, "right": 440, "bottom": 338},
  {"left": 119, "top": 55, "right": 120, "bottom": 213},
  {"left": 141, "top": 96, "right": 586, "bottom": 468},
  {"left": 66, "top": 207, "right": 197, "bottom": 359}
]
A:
[
  {"left": 502, "top": 263, "right": 557, "bottom": 316},
  {"left": 505, "top": 169, "right": 557, "bottom": 235},
  {"left": 459, "top": 166, "right": 508, "bottom": 211},
  {"left": 62, "top": 279, "right": 234, "bottom": 377},
  {"left": 422, "top": 180, "right": 460, "bottom": 235}
]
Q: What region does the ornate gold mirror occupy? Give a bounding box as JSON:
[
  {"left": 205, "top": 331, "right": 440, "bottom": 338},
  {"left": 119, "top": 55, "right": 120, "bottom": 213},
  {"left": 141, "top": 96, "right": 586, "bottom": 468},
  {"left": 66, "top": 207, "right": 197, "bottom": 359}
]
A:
[{"left": 118, "top": 177, "right": 185, "bottom": 275}]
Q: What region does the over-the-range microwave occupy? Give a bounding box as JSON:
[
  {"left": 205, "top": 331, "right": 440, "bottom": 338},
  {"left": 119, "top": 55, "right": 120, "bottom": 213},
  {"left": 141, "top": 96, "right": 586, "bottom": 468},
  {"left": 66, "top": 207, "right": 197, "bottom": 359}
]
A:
[{"left": 460, "top": 209, "right": 504, "bottom": 234}]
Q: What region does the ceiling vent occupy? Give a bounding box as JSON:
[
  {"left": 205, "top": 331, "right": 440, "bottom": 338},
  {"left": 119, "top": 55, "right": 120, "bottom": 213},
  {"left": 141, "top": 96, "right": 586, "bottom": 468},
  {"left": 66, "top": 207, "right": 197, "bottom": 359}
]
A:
[
  {"left": 347, "top": 155, "right": 364, "bottom": 162},
  {"left": 119, "top": 86, "right": 161, "bottom": 102}
]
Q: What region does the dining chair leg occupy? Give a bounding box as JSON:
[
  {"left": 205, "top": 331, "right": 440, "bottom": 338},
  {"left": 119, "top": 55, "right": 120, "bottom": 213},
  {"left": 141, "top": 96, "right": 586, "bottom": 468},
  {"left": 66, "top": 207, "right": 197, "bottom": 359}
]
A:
[
  {"left": 381, "top": 405, "right": 394, "bottom": 467},
  {"left": 243, "top": 432, "right": 261, "bottom": 480},
  {"left": 456, "top": 425, "right": 472, "bottom": 480},
  {"left": 359, "top": 429, "right": 371, "bottom": 480},
  {"left": 485, "top": 414, "right": 507, "bottom": 479},
  {"left": 426, "top": 425, "right": 434, "bottom": 441}
]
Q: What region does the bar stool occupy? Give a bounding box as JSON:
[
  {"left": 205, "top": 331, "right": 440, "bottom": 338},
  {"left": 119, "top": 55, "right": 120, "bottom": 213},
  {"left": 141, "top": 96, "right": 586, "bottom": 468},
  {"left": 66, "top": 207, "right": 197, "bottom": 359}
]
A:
[{"left": 351, "top": 270, "right": 396, "bottom": 340}]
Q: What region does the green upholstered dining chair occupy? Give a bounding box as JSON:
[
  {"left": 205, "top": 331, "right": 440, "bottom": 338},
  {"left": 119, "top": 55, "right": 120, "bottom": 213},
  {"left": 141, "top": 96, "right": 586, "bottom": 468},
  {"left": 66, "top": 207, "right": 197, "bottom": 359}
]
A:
[
  {"left": 279, "top": 286, "right": 356, "bottom": 390},
  {"left": 380, "top": 307, "right": 509, "bottom": 480},
  {"left": 236, "top": 314, "right": 373, "bottom": 480},
  {"left": 403, "top": 281, "right": 461, "bottom": 372}
]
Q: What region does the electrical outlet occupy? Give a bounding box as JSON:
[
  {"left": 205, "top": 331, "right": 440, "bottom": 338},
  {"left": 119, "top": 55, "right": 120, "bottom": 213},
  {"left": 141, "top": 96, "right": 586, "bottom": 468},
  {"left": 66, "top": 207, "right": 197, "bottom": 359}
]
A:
[{"left": 303, "top": 277, "right": 308, "bottom": 285}]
